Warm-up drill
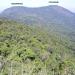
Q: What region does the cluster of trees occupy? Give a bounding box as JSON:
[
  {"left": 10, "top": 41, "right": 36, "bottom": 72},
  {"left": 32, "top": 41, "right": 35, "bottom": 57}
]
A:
[{"left": 0, "top": 20, "right": 75, "bottom": 75}]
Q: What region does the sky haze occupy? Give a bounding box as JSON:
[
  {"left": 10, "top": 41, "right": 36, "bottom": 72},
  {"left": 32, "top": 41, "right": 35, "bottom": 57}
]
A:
[{"left": 0, "top": 0, "right": 75, "bottom": 12}]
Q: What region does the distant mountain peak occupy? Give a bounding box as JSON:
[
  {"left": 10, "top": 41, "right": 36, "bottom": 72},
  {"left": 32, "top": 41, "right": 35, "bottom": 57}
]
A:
[{"left": 0, "top": 5, "right": 75, "bottom": 29}]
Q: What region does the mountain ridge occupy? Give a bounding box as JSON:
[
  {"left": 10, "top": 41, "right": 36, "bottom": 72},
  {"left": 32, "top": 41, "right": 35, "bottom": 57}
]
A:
[
  {"left": 0, "top": 5, "right": 75, "bottom": 75},
  {"left": 0, "top": 5, "right": 75, "bottom": 39}
]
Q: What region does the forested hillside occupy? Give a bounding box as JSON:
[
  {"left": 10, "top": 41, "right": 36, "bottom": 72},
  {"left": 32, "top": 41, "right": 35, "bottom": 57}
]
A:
[
  {"left": 1, "top": 5, "right": 75, "bottom": 42},
  {"left": 0, "top": 19, "right": 75, "bottom": 75}
]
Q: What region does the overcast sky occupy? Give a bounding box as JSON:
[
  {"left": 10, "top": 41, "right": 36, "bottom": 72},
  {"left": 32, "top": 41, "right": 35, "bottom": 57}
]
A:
[{"left": 0, "top": 0, "right": 75, "bottom": 12}]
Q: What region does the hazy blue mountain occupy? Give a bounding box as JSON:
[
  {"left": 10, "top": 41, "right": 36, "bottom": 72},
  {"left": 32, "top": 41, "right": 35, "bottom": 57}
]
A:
[
  {"left": 0, "top": 5, "right": 75, "bottom": 41},
  {"left": 0, "top": 5, "right": 75, "bottom": 27}
]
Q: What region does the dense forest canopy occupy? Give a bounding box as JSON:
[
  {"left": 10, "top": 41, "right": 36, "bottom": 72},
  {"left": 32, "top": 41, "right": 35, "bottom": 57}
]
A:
[{"left": 0, "top": 5, "right": 75, "bottom": 75}]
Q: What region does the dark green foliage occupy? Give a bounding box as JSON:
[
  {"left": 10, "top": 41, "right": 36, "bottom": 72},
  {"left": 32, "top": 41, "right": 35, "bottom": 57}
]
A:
[
  {"left": 0, "top": 21, "right": 3, "bottom": 25},
  {"left": 0, "top": 19, "right": 75, "bottom": 75}
]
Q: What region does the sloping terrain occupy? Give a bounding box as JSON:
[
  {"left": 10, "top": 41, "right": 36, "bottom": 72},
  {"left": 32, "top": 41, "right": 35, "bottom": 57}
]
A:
[
  {"left": 0, "top": 5, "right": 75, "bottom": 42},
  {"left": 0, "top": 5, "right": 75, "bottom": 75},
  {"left": 0, "top": 19, "right": 75, "bottom": 75}
]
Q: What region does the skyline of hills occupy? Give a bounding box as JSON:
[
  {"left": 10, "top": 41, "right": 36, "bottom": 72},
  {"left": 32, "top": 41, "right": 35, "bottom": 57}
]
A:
[
  {"left": 0, "top": 5, "right": 75, "bottom": 41},
  {"left": 0, "top": 5, "right": 75, "bottom": 75}
]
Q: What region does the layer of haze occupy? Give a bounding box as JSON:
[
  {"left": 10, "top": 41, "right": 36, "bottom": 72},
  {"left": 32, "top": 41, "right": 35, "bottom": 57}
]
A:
[{"left": 0, "top": 0, "right": 75, "bottom": 13}]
